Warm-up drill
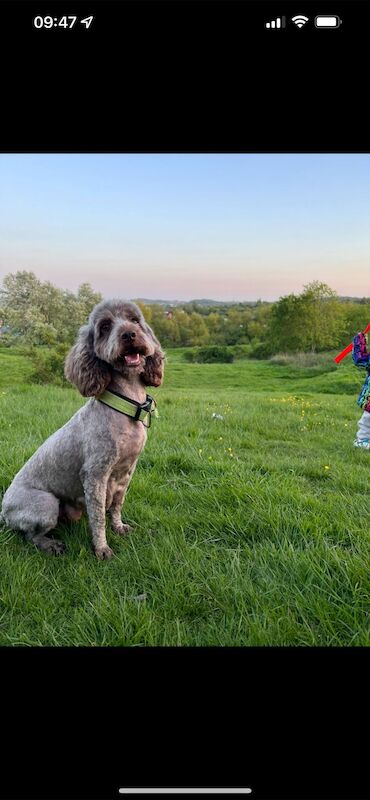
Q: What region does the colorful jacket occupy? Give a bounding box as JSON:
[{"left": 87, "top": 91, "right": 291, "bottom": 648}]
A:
[
  {"left": 353, "top": 332, "right": 370, "bottom": 411},
  {"left": 352, "top": 331, "right": 370, "bottom": 369}
]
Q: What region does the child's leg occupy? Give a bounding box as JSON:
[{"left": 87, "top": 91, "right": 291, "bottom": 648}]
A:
[{"left": 354, "top": 410, "right": 370, "bottom": 447}]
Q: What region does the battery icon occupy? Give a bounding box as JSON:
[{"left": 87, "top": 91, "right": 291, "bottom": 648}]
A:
[{"left": 314, "top": 15, "right": 342, "bottom": 27}]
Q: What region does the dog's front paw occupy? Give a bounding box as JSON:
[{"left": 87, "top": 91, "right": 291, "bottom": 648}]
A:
[{"left": 95, "top": 544, "right": 114, "bottom": 560}]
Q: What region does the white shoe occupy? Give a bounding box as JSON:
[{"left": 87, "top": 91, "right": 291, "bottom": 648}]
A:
[{"left": 353, "top": 438, "right": 370, "bottom": 449}]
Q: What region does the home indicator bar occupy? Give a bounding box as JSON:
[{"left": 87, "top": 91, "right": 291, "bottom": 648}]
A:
[{"left": 119, "top": 791, "right": 252, "bottom": 796}]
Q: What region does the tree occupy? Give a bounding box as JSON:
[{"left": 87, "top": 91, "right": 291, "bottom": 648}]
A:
[
  {"left": 0, "top": 271, "right": 102, "bottom": 345},
  {"left": 268, "top": 293, "right": 305, "bottom": 352},
  {"left": 247, "top": 303, "right": 272, "bottom": 342},
  {"left": 268, "top": 281, "right": 346, "bottom": 353},
  {"left": 339, "top": 301, "right": 370, "bottom": 348},
  {"left": 206, "top": 312, "right": 226, "bottom": 343},
  {"left": 223, "top": 308, "right": 250, "bottom": 345},
  {"left": 146, "top": 306, "right": 181, "bottom": 346},
  {"left": 299, "top": 281, "right": 346, "bottom": 351},
  {"left": 0, "top": 271, "right": 57, "bottom": 343},
  {"left": 76, "top": 283, "right": 102, "bottom": 318},
  {"left": 187, "top": 312, "right": 210, "bottom": 346},
  {"left": 136, "top": 301, "right": 153, "bottom": 324}
]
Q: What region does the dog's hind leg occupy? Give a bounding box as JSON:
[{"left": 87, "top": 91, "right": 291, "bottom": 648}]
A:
[
  {"left": 25, "top": 529, "right": 66, "bottom": 555},
  {"left": 2, "top": 486, "right": 66, "bottom": 555}
]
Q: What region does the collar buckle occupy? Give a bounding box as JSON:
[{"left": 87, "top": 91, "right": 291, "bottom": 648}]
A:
[{"left": 134, "top": 394, "right": 154, "bottom": 423}]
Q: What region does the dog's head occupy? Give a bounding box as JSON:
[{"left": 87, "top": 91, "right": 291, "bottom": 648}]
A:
[{"left": 64, "top": 299, "right": 164, "bottom": 396}]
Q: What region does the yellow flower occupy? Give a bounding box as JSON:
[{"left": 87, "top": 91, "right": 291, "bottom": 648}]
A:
[{"left": 324, "top": 465, "right": 330, "bottom": 470}]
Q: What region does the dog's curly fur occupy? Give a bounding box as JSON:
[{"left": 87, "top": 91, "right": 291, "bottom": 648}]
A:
[{"left": 0, "top": 299, "right": 164, "bottom": 559}]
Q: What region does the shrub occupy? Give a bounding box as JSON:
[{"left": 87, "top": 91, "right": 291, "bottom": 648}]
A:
[
  {"left": 183, "top": 346, "right": 234, "bottom": 363},
  {"left": 0, "top": 334, "right": 13, "bottom": 347},
  {"left": 182, "top": 349, "right": 196, "bottom": 362},
  {"left": 230, "top": 343, "right": 252, "bottom": 359},
  {"left": 28, "top": 343, "right": 70, "bottom": 386},
  {"left": 269, "top": 351, "right": 337, "bottom": 369},
  {"left": 249, "top": 340, "right": 275, "bottom": 359}
]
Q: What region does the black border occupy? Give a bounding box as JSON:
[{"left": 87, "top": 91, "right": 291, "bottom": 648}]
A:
[
  {"left": 1, "top": 647, "right": 369, "bottom": 799},
  {"left": 0, "top": 0, "right": 368, "bottom": 152}
]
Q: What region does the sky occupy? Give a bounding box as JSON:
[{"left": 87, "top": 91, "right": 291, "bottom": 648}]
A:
[{"left": 1, "top": 153, "right": 369, "bottom": 302}]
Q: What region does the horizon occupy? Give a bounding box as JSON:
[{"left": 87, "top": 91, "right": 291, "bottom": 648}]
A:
[
  {"left": 1, "top": 154, "right": 370, "bottom": 301},
  {"left": 2, "top": 271, "right": 370, "bottom": 307}
]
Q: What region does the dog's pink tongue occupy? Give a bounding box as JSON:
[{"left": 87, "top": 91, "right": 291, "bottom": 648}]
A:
[{"left": 124, "top": 353, "right": 140, "bottom": 366}]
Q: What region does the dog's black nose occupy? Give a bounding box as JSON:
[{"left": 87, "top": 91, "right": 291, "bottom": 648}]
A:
[{"left": 122, "top": 330, "right": 136, "bottom": 340}]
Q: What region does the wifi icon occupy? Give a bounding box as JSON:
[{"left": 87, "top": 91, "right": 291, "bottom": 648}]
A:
[{"left": 292, "top": 14, "right": 309, "bottom": 27}]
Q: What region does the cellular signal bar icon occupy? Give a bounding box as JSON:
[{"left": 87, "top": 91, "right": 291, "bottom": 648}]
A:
[{"left": 265, "top": 16, "right": 286, "bottom": 28}]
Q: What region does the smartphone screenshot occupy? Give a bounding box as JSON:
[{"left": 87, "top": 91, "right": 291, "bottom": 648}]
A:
[{"left": 0, "top": 2, "right": 368, "bottom": 799}]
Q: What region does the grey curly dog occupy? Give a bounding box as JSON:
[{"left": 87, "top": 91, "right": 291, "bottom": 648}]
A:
[{"left": 0, "top": 299, "right": 164, "bottom": 559}]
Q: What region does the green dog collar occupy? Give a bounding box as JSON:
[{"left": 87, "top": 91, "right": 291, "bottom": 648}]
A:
[{"left": 96, "top": 389, "right": 158, "bottom": 427}]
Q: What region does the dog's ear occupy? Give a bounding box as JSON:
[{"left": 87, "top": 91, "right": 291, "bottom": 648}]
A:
[
  {"left": 64, "top": 324, "right": 112, "bottom": 397},
  {"left": 140, "top": 350, "right": 165, "bottom": 387},
  {"left": 140, "top": 323, "right": 165, "bottom": 388}
]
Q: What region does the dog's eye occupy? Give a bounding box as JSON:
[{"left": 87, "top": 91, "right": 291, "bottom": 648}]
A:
[
  {"left": 100, "top": 321, "right": 112, "bottom": 334},
  {"left": 131, "top": 318, "right": 139, "bottom": 324}
]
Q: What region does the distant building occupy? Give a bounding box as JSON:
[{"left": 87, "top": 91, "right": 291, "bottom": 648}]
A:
[{"left": 165, "top": 309, "right": 173, "bottom": 320}]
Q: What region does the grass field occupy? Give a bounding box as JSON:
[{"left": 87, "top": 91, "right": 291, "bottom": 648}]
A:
[{"left": 0, "top": 347, "right": 369, "bottom": 646}]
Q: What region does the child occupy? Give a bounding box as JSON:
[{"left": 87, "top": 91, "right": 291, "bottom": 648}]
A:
[{"left": 353, "top": 331, "right": 370, "bottom": 448}]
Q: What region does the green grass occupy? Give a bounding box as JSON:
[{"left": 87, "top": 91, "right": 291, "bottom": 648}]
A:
[
  {"left": 0, "top": 348, "right": 369, "bottom": 646},
  {"left": 0, "top": 346, "right": 34, "bottom": 389}
]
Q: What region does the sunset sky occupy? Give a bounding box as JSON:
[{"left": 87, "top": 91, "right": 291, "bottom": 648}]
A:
[{"left": 1, "top": 153, "right": 369, "bottom": 301}]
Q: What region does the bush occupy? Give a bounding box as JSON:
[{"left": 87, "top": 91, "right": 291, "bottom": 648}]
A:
[
  {"left": 269, "top": 351, "right": 337, "bottom": 369},
  {"left": 249, "top": 340, "right": 275, "bottom": 359},
  {"left": 0, "top": 334, "right": 13, "bottom": 347},
  {"left": 28, "top": 343, "right": 70, "bottom": 386},
  {"left": 183, "top": 346, "right": 234, "bottom": 363},
  {"left": 230, "top": 343, "right": 252, "bottom": 359},
  {"left": 182, "top": 349, "right": 196, "bottom": 362}
]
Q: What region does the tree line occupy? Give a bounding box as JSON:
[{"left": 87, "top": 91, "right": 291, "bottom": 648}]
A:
[{"left": 1, "top": 271, "right": 370, "bottom": 355}]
